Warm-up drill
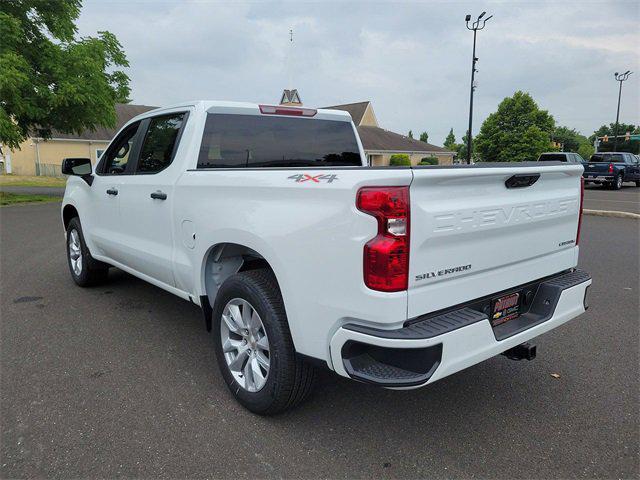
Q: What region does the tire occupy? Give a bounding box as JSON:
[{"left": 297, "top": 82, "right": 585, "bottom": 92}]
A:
[
  {"left": 66, "top": 217, "right": 109, "bottom": 287},
  {"left": 612, "top": 174, "right": 623, "bottom": 190},
  {"left": 212, "top": 269, "right": 316, "bottom": 415},
  {"left": 635, "top": 180, "right": 640, "bottom": 187}
]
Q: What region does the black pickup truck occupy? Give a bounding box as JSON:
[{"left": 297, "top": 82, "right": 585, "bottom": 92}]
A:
[{"left": 583, "top": 152, "right": 640, "bottom": 189}]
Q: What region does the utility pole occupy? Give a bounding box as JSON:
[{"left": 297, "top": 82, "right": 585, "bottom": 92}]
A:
[
  {"left": 612, "top": 71, "right": 632, "bottom": 152},
  {"left": 465, "top": 12, "right": 492, "bottom": 164}
]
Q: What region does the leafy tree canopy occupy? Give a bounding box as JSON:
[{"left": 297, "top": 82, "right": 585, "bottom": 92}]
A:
[
  {"left": 588, "top": 123, "right": 640, "bottom": 154},
  {"left": 553, "top": 126, "right": 589, "bottom": 153},
  {"left": 419, "top": 131, "right": 428, "bottom": 143},
  {"left": 474, "top": 91, "right": 555, "bottom": 162},
  {"left": 443, "top": 128, "right": 456, "bottom": 150},
  {"left": 407, "top": 130, "right": 414, "bottom": 139},
  {"left": 0, "top": 0, "right": 130, "bottom": 149},
  {"left": 389, "top": 154, "right": 411, "bottom": 166},
  {"left": 577, "top": 142, "right": 595, "bottom": 160},
  {"left": 455, "top": 129, "right": 477, "bottom": 161}
]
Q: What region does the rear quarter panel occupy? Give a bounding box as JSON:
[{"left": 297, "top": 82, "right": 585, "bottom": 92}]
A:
[{"left": 173, "top": 168, "right": 413, "bottom": 362}]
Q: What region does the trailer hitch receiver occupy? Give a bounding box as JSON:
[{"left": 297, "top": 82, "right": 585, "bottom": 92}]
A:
[{"left": 502, "top": 342, "right": 537, "bottom": 361}]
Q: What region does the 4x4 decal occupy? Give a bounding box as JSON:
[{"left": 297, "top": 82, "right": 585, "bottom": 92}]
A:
[{"left": 287, "top": 174, "right": 338, "bottom": 183}]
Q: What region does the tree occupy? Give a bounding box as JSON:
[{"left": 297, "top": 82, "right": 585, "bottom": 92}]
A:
[
  {"left": 389, "top": 154, "right": 411, "bottom": 166},
  {"left": 407, "top": 130, "right": 414, "bottom": 139},
  {"left": 454, "top": 129, "right": 475, "bottom": 161},
  {"left": 419, "top": 156, "right": 438, "bottom": 165},
  {"left": 589, "top": 123, "right": 639, "bottom": 154},
  {"left": 443, "top": 128, "right": 456, "bottom": 150},
  {"left": 0, "top": 1, "right": 131, "bottom": 149},
  {"left": 577, "top": 142, "right": 595, "bottom": 160},
  {"left": 419, "top": 131, "right": 429, "bottom": 143},
  {"left": 474, "top": 91, "right": 555, "bottom": 162},
  {"left": 553, "top": 126, "right": 588, "bottom": 153}
]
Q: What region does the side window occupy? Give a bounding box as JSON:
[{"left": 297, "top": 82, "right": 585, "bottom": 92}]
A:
[
  {"left": 100, "top": 122, "right": 140, "bottom": 175},
  {"left": 136, "top": 113, "right": 186, "bottom": 174}
]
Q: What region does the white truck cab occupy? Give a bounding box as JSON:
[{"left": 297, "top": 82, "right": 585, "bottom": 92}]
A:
[{"left": 61, "top": 101, "right": 591, "bottom": 414}]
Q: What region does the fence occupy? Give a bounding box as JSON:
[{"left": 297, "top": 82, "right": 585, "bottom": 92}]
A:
[{"left": 35, "top": 163, "right": 65, "bottom": 177}]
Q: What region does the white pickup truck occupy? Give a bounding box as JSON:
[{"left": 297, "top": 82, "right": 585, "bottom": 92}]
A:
[{"left": 61, "top": 101, "right": 591, "bottom": 414}]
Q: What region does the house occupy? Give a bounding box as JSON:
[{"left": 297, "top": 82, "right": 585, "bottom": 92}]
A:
[
  {"left": 6, "top": 99, "right": 453, "bottom": 176},
  {"left": 322, "top": 101, "right": 455, "bottom": 166},
  {"left": 6, "top": 104, "right": 156, "bottom": 176}
]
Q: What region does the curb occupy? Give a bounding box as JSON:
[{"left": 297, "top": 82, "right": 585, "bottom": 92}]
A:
[{"left": 584, "top": 209, "right": 640, "bottom": 219}]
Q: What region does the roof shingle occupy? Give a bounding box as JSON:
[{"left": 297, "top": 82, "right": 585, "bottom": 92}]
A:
[
  {"left": 50, "top": 104, "right": 157, "bottom": 141},
  {"left": 323, "top": 101, "right": 370, "bottom": 125},
  {"left": 356, "top": 126, "right": 450, "bottom": 153}
]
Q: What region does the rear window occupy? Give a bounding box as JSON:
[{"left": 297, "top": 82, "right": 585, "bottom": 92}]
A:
[
  {"left": 538, "top": 153, "right": 568, "bottom": 162},
  {"left": 590, "top": 153, "right": 625, "bottom": 163},
  {"left": 197, "top": 114, "right": 362, "bottom": 168}
]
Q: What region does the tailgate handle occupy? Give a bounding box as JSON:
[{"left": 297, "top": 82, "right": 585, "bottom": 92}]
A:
[{"left": 505, "top": 174, "right": 540, "bottom": 189}]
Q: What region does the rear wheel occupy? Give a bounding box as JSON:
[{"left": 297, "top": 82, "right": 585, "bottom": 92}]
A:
[
  {"left": 612, "top": 174, "right": 623, "bottom": 190},
  {"left": 212, "top": 269, "right": 316, "bottom": 415},
  {"left": 66, "top": 217, "right": 109, "bottom": 287}
]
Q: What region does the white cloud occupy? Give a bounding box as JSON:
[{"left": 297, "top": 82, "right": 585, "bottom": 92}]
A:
[{"left": 77, "top": 0, "right": 640, "bottom": 145}]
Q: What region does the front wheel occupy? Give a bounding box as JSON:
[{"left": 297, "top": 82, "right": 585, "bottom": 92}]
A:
[
  {"left": 66, "top": 217, "right": 109, "bottom": 287},
  {"left": 212, "top": 269, "right": 316, "bottom": 415}
]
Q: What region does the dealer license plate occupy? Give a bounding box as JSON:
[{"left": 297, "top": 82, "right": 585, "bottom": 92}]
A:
[{"left": 491, "top": 292, "right": 520, "bottom": 326}]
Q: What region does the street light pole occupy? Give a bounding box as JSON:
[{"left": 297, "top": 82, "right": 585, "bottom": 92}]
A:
[
  {"left": 612, "top": 70, "right": 632, "bottom": 152},
  {"left": 465, "top": 12, "right": 492, "bottom": 164}
]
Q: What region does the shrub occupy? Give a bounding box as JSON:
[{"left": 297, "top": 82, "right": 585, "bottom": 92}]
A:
[
  {"left": 389, "top": 154, "right": 411, "bottom": 166},
  {"left": 419, "top": 156, "right": 439, "bottom": 166}
]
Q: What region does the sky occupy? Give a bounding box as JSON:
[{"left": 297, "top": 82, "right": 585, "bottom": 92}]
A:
[{"left": 77, "top": 0, "right": 640, "bottom": 146}]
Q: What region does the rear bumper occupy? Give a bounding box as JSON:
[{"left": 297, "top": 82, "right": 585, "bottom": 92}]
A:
[
  {"left": 329, "top": 270, "right": 591, "bottom": 388},
  {"left": 583, "top": 174, "right": 613, "bottom": 182}
]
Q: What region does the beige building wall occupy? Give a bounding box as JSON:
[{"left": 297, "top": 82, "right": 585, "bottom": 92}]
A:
[
  {"left": 360, "top": 104, "right": 379, "bottom": 127},
  {"left": 368, "top": 152, "right": 454, "bottom": 166},
  {"left": 8, "top": 139, "right": 110, "bottom": 176}
]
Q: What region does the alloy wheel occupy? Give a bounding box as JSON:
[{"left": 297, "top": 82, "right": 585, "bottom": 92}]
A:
[
  {"left": 220, "top": 298, "right": 270, "bottom": 392},
  {"left": 68, "top": 229, "right": 83, "bottom": 276}
]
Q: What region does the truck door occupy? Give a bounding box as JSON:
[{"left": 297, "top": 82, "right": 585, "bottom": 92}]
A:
[
  {"left": 86, "top": 121, "right": 143, "bottom": 262},
  {"left": 115, "top": 111, "right": 188, "bottom": 287}
]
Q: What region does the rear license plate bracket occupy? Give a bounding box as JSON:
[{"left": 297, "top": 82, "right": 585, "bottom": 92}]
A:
[{"left": 491, "top": 292, "right": 521, "bottom": 327}]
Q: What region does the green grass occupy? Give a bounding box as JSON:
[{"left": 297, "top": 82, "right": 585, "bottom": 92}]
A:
[
  {"left": 0, "top": 192, "right": 61, "bottom": 206},
  {"left": 0, "top": 175, "right": 66, "bottom": 187}
]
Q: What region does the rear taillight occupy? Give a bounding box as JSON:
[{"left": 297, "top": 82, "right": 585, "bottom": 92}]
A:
[
  {"left": 259, "top": 105, "right": 317, "bottom": 117},
  {"left": 356, "top": 186, "right": 410, "bottom": 292},
  {"left": 576, "top": 176, "right": 584, "bottom": 245},
  {"left": 608, "top": 163, "right": 614, "bottom": 173}
]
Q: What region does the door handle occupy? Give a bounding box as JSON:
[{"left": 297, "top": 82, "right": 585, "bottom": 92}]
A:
[
  {"left": 150, "top": 191, "right": 167, "bottom": 200},
  {"left": 106, "top": 188, "right": 118, "bottom": 196}
]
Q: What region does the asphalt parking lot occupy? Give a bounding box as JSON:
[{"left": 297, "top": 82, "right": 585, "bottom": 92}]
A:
[
  {"left": 584, "top": 184, "right": 640, "bottom": 214},
  {"left": 1, "top": 203, "right": 638, "bottom": 479}
]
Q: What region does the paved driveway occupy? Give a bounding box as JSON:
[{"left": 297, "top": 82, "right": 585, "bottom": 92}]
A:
[{"left": 1, "top": 204, "right": 638, "bottom": 479}]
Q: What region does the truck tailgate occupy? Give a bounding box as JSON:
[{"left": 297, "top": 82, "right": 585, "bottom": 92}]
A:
[
  {"left": 408, "top": 164, "right": 583, "bottom": 318},
  {"left": 583, "top": 162, "right": 611, "bottom": 174}
]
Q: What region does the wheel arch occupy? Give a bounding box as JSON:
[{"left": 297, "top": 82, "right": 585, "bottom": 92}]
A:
[
  {"left": 62, "top": 203, "right": 79, "bottom": 229},
  {"left": 200, "top": 242, "right": 281, "bottom": 332}
]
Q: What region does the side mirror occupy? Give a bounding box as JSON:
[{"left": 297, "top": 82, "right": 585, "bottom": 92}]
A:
[{"left": 62, "top": 158, "right": 93, "bottom": 185}]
